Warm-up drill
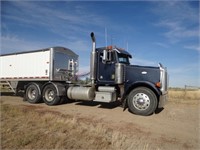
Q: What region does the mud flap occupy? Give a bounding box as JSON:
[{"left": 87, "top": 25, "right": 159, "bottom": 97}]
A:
[{"left": 122, "top": 99, "right": 128, "bottom": 111}]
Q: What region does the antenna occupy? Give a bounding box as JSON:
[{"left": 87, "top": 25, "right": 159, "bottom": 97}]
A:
[
  {"left": 126, "top": 41, "right": 129, "bottom": 51},
  {"left": 111, "top": 35, "right": 115, "bottom": 46},
  {"left": 105, "top": 27, "right": 108, "bottom": 47}
]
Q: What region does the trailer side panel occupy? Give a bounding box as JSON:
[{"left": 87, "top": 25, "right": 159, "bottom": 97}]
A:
[{"left": 0, "top": 50, "right": 50, "bottom": 81}]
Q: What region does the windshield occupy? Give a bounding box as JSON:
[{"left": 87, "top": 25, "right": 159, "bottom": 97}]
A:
[{"left": 118, "top": 54, "right": 130, "bottom": 64}]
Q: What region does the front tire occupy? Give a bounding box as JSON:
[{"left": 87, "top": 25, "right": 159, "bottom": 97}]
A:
[
  {"left": 42, "top": 84, "right": 61, "bottom": 105},
  {"left": 127, "top": 87, "right": 157, "bottom": 116}
]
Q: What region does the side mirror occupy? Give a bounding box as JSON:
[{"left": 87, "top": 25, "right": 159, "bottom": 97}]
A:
[
  {"left": 102, "top": 49, "right": 108, "bottom": 62},
  {"left": 102, "top": 50, "right": 112, "bottom": 63}
]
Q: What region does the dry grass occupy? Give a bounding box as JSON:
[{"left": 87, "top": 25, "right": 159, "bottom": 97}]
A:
[
  {"left": 1, "top": 104, "right": 150, "bottom": 150},
  {"left": 168, "top": 89, "right": 200, "bottom": 100},
  {"left": 168, "top": 89, "right": 200, "bottom": 105},
  {"left": 1, "top": 88, "right": 199, "bottom": 149}
]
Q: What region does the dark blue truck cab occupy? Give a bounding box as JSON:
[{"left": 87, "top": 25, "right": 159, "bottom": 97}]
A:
[{"left": 90, "top": 33, "right": 168, "bottom": 116}]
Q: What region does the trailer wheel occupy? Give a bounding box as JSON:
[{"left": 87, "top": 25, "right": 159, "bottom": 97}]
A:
[
  {"left": 25, "top": 83, "right": 42, "bottom": 103},
  {"left": 127, "top": 87, "right": 157, "bottom": 116},
  {"left": 42, "top": 84, "right": 61, "bottom": 105}
]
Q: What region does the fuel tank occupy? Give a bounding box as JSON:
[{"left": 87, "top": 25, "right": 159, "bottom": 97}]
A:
[{"left": 67, "top": 86, "right": 95, "bottom": 101}]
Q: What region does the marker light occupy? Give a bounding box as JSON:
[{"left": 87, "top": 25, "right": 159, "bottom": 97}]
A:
[
  {"left": 155, "top": 82, "right": 161, "bottom": 88},
  {"left": 107, "top": 45, "right": 112, "bottom": 50}
]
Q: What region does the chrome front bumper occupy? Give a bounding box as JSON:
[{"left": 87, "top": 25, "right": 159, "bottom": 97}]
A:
[
  {"left": 158, "top": 92, "right": 168, "bottom": 108},
  {"left": 158, "top": 63, "right": 168, "bottom": 108}
]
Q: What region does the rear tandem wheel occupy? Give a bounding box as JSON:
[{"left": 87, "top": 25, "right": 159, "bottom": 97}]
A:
[
  {"left": 25, "top": 83, "right": 42, "bottom": 103},
  {"left": 42, "top": 84, "right": 61, "bottom": 106}
]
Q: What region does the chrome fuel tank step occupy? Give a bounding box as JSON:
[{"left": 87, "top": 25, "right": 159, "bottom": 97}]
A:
[{"left": 94, "top": 86, "right": 117, "bottom": 103}]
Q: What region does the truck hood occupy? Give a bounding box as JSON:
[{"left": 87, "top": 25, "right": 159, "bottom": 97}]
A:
[{"left": 125, "top": 65, "right": 160, "bottom": 85}]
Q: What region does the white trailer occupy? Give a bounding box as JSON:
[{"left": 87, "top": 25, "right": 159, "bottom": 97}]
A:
[{"left": 0, "top": 47, "right": 78, "bottom": 105}]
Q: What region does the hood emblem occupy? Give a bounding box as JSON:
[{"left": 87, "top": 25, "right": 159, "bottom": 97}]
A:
[{"left": 141, "top": 71, "right": 147, "bottom": 75}]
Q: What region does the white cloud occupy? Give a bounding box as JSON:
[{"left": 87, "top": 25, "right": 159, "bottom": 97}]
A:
[
  {"left": 154, "top": 42, "right": 169, "bottom": 48},
  {"left": 1, "top": 1, "right": 110, "bottom": 55},
  {"left": 153, "top": 1, "right": 199, "bottom": 43},
  {"left": 168, "top": 63, "right": 200, "bottom": 87},
  {"left": 169, "top": 63, "right": 199, "bottom": 74},
  {"left": 184, "top": 45, "right": 200, "bottom": 52},
  {"left": 155, "top": 20, "right": 199, "bottom": 43},
  {"left": 1, "top": 33, "right": 91, "bottom": 55},
  {"left": 2, "top": 1, "right": 107, "bottom": 37},
  {"left": 169, "top": 74, "right": 199, "bottom": 88},
  {"left": 1, "top": 34, "right": 47, "bottom": 54},
  {"left": 65, "top": 40, "right": 91, "bottom": 52},
  {"left": 152, "top": 1, "right": 198, "bottom": 22}
]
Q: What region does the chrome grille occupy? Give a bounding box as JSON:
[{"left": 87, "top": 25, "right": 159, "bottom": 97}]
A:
[{"left": 159, "top": 65, "right": 168, "bottom": 94}]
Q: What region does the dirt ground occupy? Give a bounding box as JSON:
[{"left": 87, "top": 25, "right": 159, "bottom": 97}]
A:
[{"left": 1, "top": 94, "right": 200, "bottom": 150}]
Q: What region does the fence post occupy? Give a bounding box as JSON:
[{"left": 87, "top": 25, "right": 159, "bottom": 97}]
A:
[{"left": 184, "top": 85, "right": 187, "bottom": 100}]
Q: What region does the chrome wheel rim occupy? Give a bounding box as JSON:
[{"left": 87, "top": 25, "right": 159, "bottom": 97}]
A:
[
  {"left": 28, "top": 89, "right": 36, "bottom": 100},
  {"left": 132, "top": 93, "right": 150, "bottom": 110},
  {"left": 45, "top": 89, "right": 55, "bottom": 102}
]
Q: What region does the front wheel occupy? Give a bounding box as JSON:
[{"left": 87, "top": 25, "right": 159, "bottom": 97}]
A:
[
  {"left": 127, "top": 87, "right": 157, "bottom": 116},
  {"left": 42, "top": 84, "right": 61, "bottom": 106}
]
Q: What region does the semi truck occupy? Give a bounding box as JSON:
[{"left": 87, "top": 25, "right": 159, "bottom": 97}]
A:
[{"left": 0, "top": 32, "right": 168, "bottom": 116}]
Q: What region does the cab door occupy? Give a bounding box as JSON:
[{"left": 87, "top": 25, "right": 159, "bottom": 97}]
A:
[{"left": 97, "top": 50, "right": 116, "bottom": 84}]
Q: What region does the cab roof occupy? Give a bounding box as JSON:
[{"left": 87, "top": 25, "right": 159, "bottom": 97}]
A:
[{"left": 96, "top": 46, "right": 132, "bottom": 58}]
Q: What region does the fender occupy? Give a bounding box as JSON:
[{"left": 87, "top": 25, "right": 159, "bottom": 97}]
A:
[
  {"left": 42, "top": 82, "right": 67, "bottom": 96},
  {"left": 123, "top": 81, "right": 161, "bottom": 102}
]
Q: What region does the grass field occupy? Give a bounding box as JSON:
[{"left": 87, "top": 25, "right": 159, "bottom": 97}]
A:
[
  {"left": 168, "top": 89, "right": 200, "bottom": 103},
  {"left": 1, "top": 104, "right": 149, "bottom": 149},
  {"left": 1, "top": 89, "right": 199, "bottom": 149}
]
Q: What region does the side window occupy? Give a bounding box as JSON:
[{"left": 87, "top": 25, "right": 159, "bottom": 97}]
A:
[{"left": 118, "top": 54, "right": 130, "bottom": 64}]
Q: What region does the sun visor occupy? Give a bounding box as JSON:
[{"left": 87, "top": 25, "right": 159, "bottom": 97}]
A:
[{"left": 114, "top": 48, "right": 132, "bottom": 58}]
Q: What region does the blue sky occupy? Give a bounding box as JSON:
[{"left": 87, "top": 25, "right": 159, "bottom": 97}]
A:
[{"left": 1, "top": 1, "right": 199, "bottom": 87}]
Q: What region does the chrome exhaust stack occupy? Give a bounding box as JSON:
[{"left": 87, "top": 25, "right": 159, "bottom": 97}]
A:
[{"left": 90, "top": 32, "right": 97, "bottom": 86}]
